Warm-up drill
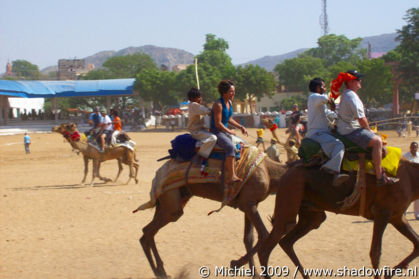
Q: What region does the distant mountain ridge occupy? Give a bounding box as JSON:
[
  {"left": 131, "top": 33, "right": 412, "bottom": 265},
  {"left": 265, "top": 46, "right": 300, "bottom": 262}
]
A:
[
  {"left": 41, "top": 45, "right": 195, "bottom": 74},
  {"left": 242, "top": 33, "right": 399, "bottom": 71},
  {"left": 40, "top": 33, "right": 398, "bottom": 74}
]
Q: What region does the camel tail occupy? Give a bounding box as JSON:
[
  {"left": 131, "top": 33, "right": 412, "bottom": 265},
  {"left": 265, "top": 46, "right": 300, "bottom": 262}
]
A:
[
  {"left": 132, "top": 200, "right": 155, "bottom": 213},
  {"left": 134, "top": 152, "right": 139, "bottom": 162}
]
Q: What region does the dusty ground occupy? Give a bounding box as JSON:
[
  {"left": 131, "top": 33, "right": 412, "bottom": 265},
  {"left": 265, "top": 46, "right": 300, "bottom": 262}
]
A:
[{"left": 0, "top": 128, "right": 418, "bottom": 279}]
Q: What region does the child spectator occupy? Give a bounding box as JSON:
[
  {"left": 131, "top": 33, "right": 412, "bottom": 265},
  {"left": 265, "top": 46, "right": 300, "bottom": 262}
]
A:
[
  {"left": 256, "top": 128, "right": 266, "bottom": 151},
  {"left": 266, "top": 138, "right": 280, "bottom": 162},
  {"left": 187, "top": 88, "right": 217, "bottom": 158},
  {"left": 286, "top": 140, "right": 299, "bottom": 163}
]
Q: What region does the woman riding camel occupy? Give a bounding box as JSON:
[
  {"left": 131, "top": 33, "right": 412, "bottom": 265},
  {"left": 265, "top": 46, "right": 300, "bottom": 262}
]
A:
[{"left": 210, "top": 80, "right": 248, "bottom": 184}]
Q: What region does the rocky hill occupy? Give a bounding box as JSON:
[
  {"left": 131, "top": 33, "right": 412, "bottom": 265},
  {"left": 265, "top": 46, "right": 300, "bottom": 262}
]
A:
[
  {"left": 242, "top": 33, "right": 399, "bottom": 71},
  {"left": 41, "top": 45, "right": 195, "bottom": 74}
]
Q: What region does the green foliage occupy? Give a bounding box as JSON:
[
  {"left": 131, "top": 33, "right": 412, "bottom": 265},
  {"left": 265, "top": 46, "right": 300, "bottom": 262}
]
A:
[
  {"left": 82, "top": 53, "right": 157, "bottom": 80},
  {"left": 174, "top": 34, "right": 236, "bottom": 102},
  {"left": 280, "top": 95, "right": 307, "bottom": 111},
  {"left": 235, "top": 65, "right": 276, "bottom": 112},
  {"left": 303, "top": 34, "right": 366, "bottom": 67},
  {"left": 12, "top": 60, "right": 42, "bottom": 80},
  {"left": 357, "top": 58, "right": 394, "bottom": 106},
  {"left": 135, "top": 69, "right": 178, "bottom": 109},
  {"left": 274, "top": 56, "right": 327, "bottom": 92},
  {"left": 395, "top": 8, "right": 419, "bottom": 93}
]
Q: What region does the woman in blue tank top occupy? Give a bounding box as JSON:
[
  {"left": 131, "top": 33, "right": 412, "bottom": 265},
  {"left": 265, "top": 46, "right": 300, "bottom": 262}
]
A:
[{"left": 210, "top": 80, "right": 248, "bottom": 184}]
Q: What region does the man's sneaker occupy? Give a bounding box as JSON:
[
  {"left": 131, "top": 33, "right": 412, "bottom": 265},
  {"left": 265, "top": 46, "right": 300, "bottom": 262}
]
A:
[
  {"left": 99, "top": 148, "right": 105, "bottom": 153},
  {"left": 332, "top": 173, "right": 350, "bottom": 186}
]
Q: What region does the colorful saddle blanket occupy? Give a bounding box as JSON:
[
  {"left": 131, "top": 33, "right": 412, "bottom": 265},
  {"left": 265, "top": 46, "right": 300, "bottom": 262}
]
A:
[
  {"left": 298, "top": 136, "right": 401, "bottom": 176},
  {"left": 135, "top": 146, "right": 265, "bottom": 211}
]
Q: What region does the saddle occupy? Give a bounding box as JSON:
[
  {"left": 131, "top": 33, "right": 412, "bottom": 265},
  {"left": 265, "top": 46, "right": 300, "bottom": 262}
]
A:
[
  {"left": 298, "top": 133, "right": 385, "bottom": 164},
  {"left": 164, "top": 133, "right": 244, "bottom": 162}
]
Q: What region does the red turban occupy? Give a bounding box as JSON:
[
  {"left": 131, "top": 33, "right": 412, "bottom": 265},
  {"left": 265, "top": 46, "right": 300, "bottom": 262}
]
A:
[{"left": 330, "top": 72, "right": 357, "bottom": 100}]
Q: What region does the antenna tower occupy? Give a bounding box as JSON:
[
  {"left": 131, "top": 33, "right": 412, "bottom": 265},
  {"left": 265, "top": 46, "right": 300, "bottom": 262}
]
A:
[{"left": 320, "top": 0, "right": 329, "bottom": 36}]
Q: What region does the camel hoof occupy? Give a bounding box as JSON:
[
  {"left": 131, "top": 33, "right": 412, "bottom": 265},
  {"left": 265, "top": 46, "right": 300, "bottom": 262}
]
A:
[
  {"left": 230, "top": 260, "right": 241, "bottom": 268},
  {"left": 135, "top": 179, "right": 139, "bottom": 184}
]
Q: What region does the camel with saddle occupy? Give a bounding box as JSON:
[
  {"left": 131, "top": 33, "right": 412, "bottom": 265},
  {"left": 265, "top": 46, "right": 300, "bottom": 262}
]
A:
[
  {"left": 52, "top": 123, "right": 139, "bottom": 185},
  {"left": 133, "top": 128, "right": 289, "bottom": 278}
]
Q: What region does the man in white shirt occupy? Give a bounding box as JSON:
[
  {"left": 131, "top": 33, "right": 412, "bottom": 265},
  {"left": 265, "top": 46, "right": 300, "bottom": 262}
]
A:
[
  {"left": 307, "top": 78, "right": 348, "bottom": 186},
  {"left": 99, "top": 109, "right": 113, "bottom": 152},
  {"left": 404, "top": 142, "right": 419, "bottom": 219},
  {"left": 336, "top": 70, "right": 399, "bottom": 186}
]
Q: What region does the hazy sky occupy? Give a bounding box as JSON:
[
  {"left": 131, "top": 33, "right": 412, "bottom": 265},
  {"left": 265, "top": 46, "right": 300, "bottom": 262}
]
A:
[{"left": 0, "top": 0, "right": 417, "bottom": 71}]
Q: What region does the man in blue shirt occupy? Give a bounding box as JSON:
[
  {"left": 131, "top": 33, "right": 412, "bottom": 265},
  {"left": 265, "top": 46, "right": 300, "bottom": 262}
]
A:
[{"left": 24, "top": 132, "right": 31, "bottom": 154}]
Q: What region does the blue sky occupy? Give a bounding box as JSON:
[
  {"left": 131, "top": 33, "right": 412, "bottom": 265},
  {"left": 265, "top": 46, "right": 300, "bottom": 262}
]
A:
[{"left": 0, "top": 0, "right": 417, "bottom": 71}]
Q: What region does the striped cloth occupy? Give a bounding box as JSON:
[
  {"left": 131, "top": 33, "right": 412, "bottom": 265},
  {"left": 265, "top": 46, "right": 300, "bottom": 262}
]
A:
[{"left": 134, "top": 146, "right": 265, "bottom": 212}]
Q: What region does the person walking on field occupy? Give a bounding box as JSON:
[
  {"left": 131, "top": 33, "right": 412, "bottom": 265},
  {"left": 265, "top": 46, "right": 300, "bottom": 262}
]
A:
[{"left": 24, "top": 132, "right": 31, "bottom": 154}]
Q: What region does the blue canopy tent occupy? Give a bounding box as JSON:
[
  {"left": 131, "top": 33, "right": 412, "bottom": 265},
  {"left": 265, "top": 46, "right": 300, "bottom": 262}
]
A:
[
  {"left": 0, "top": 78, "right": 135, "bottom": 98},
  {"left": 0, "top": 79, "right": 135, "bottom": 124}
]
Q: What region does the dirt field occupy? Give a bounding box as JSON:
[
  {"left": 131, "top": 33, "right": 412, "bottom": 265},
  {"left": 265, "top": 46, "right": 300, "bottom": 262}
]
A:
[{"left": 1, "top": 128, "right": 418, "bottom": 279}]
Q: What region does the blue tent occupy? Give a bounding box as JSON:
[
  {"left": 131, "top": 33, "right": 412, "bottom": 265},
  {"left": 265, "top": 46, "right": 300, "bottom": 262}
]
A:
[{"left": 0, "top": 78, "right": 135, "bottom": 98}]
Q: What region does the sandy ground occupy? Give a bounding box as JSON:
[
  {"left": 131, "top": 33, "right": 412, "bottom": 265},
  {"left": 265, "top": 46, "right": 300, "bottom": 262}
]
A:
[{"left": 1, "top": 127, "right": 419, "bottom": 279}]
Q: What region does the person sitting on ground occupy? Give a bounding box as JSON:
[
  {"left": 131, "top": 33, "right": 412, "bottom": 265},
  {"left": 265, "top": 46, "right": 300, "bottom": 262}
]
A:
[
  {"left": 306, "top": 77, "right": 349, "bottom": 186},
  {"left": 255, "top": 128, "right": 266, "bottom": 151},
  {"left": 186, "top": 88, "right": 217, "bottom": 159},
  {"left": 266, "top": 138, "right": 280, "bottom": 162},
  {"left": 334, "top": 70, "right": 399, "bottom": 186},
  {"left": 286, "top": 140, "right": 299, "bottom": 163},
  {"left": 99, "top": 109, "right": 113, "bottom": 152},
  {"left": 210, "top": 80, "right": 248, "bottom": 184}
]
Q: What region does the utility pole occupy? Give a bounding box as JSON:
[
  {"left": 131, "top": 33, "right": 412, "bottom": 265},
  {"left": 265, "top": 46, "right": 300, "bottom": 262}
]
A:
[{"left": 320, "top": 0, "right": 329, "bottom": 36}]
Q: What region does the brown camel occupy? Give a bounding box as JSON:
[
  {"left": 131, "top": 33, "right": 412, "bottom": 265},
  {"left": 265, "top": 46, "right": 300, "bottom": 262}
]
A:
[
  {"left": 137, "top": 156, "right": 287, "bottom": 278},
  {"left": 52, "top": 123, "right": 139, "bottom": 185},
  {"left": 232, "top": 159, "right": 419, "bottom": 279}
]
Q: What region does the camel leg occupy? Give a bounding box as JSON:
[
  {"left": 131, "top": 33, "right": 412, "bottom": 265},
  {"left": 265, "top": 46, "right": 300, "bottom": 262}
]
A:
[
  {"left": 370, "top": 208, "right": 391, "bottom": 279},
  {"left": 239, "top": 202, "right": 269, "bottom": 275},
  {"left": 125, "top": 162, "right": 134, "bottom": 185},
  {"left": 140, "top": 189, "right": 185, "bottom": 278},
  {"left": 81, "top": 155, "right": 89, "bottom": 185},
  {"left": 231, "top": 167, "right": 306, "bottom": 270},
  {"left": 90, "top": 159, "right": 99, "bottom": 186},
  {"left": 133, "top": 162, "right": 139, "bottom": 184},
  {"left": 279, "top": 208, "right": 327, "bottom": 279},
  {"left": 243, "top": 216, "right": 256, "bottom": 272},
  {"left": 384, "top": 215, "right": 419, "bottom": 278},
  {"left": 113, "top": 158, "right": 123, "bottom": 183}
]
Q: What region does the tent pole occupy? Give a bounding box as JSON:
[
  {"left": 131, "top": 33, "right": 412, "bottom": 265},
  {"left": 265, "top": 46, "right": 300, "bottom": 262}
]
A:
[{"left": 52, "top": 98, "right": 58, "bottom": 123}]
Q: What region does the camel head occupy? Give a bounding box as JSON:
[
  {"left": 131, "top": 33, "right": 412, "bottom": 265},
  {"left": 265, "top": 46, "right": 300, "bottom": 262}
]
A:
[{"left": 52, "top": 123, "right": 81, "bottom": 142}]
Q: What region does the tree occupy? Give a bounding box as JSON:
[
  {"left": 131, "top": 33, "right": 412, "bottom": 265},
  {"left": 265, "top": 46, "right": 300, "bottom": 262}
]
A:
[
  {"left": 235, "top": 64, "right": 276, "bottom": 113},
  {"left": 274, "top": 56, "right": 327, "bottom": 92},
  {"left": 12, "top": 60, "right": 42, "bottom": 80},
  {"left": 280, "top": 95, "right": 307, "bottom": 111},
  {"left": 175, "top": 34, "right": 236, "bottom": 102},
  {"left": 135, "top": 69, "right": 178, "bottom": 110},
  {"left": 303, "top": 34, "right": 366, "bottom": 67},
  {"left": 395, "top": 8, "right": 419, "bottom": 94},
  {"left": 357, "top": 58, "right": 394, "bottom": 107}
]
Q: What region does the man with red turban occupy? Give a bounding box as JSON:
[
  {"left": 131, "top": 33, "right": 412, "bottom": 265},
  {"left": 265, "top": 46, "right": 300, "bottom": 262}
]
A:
[{"left": 334, "top": 70, "right": 399, "bottom": 186}]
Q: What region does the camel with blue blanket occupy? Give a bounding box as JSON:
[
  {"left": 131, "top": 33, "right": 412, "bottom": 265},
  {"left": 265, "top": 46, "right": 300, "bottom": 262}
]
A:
[{"left": 133, "top": 131, "right": 288, "bottom": 278}]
